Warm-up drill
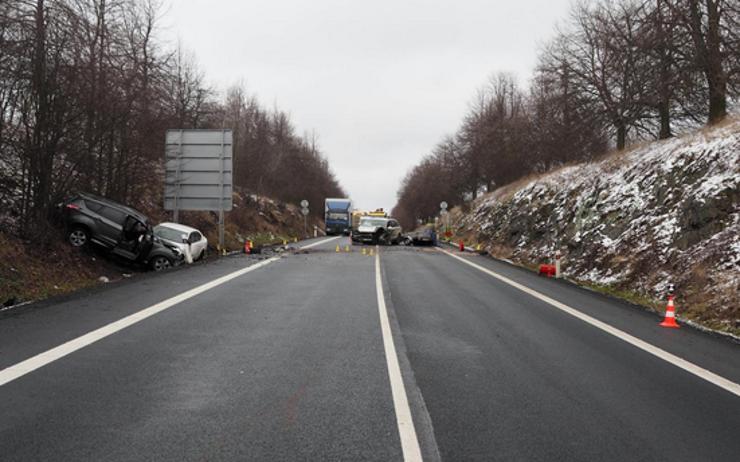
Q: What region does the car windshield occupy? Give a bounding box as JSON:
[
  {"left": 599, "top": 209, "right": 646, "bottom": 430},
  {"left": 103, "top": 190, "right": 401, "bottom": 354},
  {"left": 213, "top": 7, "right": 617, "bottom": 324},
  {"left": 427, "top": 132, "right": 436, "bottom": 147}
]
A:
[
  {"left": 153, "top": 226, "right": 184, "bottom": 242},
  {"left": 359, "top": 217, "right": 386, "bottom": 227}
]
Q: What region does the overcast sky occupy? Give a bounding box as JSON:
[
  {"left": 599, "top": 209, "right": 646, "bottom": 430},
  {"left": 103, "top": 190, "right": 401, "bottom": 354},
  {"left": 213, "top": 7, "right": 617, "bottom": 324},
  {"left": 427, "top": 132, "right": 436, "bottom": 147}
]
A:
[{"left": 165, "top": 0, "right": 572, "bottom": 212}]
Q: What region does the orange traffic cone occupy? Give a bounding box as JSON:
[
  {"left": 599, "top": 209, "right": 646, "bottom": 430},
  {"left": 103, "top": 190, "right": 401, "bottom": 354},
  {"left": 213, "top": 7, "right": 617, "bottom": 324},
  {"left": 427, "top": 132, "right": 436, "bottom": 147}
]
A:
[
  {"left": 243, "top": 240, "right": 251, "bottom": 254},
  {"left": 459, "top": 240, "right": 465, "bottom": 252},
  {"left": 659, "top": 295, "right": 680, "bottom": 328}
]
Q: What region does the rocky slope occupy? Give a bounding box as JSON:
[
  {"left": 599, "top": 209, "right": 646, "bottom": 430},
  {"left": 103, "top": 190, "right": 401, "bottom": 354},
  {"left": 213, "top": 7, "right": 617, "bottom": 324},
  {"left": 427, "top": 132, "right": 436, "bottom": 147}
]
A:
[{"left": 453, "top": 119, "right": 739, "bottom": 335}]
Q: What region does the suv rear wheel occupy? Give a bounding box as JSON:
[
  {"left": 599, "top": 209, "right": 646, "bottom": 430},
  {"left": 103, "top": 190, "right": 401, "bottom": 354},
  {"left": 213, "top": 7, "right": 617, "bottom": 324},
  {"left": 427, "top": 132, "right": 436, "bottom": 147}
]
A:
[
  {"left": 375, "top": 229, "right": 390, "bottom": 245},
  {"left": 68, "top": 227, "right": 90, "bottom": 247},
  {"left": 150, "top": 255, "right": 172, "bottom": 271}
]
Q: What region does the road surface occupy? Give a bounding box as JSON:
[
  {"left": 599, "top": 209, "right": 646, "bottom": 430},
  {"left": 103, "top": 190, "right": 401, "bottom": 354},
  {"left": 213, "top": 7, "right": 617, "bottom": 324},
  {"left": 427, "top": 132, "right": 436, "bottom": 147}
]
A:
[{"left": 1, "top": 237, "right": 739, "bottom": 461}]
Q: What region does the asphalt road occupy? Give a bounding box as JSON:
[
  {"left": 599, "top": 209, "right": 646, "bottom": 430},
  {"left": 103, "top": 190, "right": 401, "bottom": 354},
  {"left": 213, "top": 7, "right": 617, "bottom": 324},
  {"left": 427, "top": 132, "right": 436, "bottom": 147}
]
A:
[{"left": 1, "top": 237, "right": 738, "bottom": 461}]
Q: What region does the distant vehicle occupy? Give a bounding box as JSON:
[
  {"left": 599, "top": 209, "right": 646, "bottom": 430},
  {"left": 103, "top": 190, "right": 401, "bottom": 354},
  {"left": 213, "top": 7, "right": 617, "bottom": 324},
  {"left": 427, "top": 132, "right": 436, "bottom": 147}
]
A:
[
  {"left": 325, "top": 198, "right": 352, "bottom": 235},
  {"left": 352, "top": 216, "right": 403, "bottom": 245},
  {"left": 411, "top": 226, "right": 437, "bottom": 246},
  {"left": 367, "top": 209, "right": 388, "bottom": 217},
  {"left": 153, "top": 222, "right": 208, "bottom": 263},
  {"left": 62, "top": 193, "right": 183, "bottom": 271},
  {"left": 351, "top": 209, "right": 388, "bottom": 234}
]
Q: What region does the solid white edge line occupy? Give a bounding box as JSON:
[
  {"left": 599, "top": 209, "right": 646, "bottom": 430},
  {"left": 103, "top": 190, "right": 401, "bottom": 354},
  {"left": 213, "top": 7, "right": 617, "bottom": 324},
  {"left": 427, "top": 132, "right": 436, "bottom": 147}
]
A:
[
  {"left": 439, "top": 249, "right": 740, "bottom": 398},
  {"left": 0, "top": 236, "right": 343, "bottom": 387},
  {"left": 375, "top": 247, "right": 424, "bottom": 462}
]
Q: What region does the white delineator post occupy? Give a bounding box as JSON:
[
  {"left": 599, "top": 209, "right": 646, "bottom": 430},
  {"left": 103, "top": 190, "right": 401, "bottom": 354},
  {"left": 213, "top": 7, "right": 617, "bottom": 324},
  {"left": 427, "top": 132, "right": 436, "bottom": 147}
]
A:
[{"left": 555, "top": 249, "right": 562, "bottom": 278}]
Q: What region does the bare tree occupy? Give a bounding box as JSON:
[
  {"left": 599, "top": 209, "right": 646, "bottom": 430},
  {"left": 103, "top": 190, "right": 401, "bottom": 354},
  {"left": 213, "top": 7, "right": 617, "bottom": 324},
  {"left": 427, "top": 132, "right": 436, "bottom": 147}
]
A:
[
  {"left": 562, "top": 1, "right": 654, "bottom": 149},
  {"left": 666, "top": 0, "right": 737, "bottom": 123}
]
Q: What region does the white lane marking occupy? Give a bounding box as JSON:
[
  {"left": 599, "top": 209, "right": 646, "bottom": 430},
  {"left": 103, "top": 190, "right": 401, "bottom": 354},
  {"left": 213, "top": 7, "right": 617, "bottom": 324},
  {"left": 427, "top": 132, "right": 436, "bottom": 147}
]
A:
[
  {"left": 0, "top": 236, "right": 343, "bottom": 387},
  {"left": 440, "top": 249, "right": 740, "bottom": 398},
  {"left": 375, "top": 247, "right": 424, "bottom": 461},
  {"left": 299, "top": 235, "right": 341, "bottom": 250}
]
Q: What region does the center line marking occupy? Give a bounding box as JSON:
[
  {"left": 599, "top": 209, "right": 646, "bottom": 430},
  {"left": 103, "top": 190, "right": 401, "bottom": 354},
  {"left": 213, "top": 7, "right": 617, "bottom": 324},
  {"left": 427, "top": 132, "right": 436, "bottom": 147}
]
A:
[
  {"left": 440, "top": 248, "right": 740, "bottom": 398},
  {"left": 375, "top": 247, "right": 424, "bottom": 461},
  {"left": 0, "top": 236, "right": 341, "bottom": 387}
]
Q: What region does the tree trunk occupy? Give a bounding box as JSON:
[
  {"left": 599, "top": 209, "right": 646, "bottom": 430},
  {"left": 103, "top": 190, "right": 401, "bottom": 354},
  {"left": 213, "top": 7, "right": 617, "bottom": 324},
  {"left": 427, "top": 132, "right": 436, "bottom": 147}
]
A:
[
  {"left": 30, "top": 0, "right": 50, "bottom": 230},
  {"left": 707, "top": 74, "right": 727, "bottom": 124},
  {"left": 656, "top": 0, "right": 672, "bottom": 139},
  {"left": 687, "top": 0, "right": 727, "bottom": 124},
  {"left": 705, "top": 0, "right": 726, "bottom": 123},
  {"left": 616, "top": 123, "right": 626, "bottom": 150},
  {"left": 658, "top": 100, "right": 672, "bottom": 139}
]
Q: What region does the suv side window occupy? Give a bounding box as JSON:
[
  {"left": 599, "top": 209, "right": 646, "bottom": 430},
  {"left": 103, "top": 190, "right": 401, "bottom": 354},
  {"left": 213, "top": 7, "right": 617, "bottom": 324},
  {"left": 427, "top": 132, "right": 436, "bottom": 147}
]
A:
[
  {"left": 189, "top": 231, "right": 202, "bottom": 243},
  {"left": 388, "top": 220, "right": 399, "bottom": 227},
  {"left": 98, "top": 206, "right": 127, "bottom": 224}
]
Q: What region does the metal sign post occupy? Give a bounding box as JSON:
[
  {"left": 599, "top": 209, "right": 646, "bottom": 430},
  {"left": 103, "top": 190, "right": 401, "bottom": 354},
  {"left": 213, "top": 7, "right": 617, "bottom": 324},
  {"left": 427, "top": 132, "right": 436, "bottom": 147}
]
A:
[
  {"left": 440, "top": 201, "right": 449, "bottom": 237},
  {"left": 218, "top": 130, "right": 226, "bottom": 249},
  {"left": 173, "top": 130, "right": 183, "bottom": 223},
  {"left": 300, "top": 200, "right": 310, "bottom": 238}
]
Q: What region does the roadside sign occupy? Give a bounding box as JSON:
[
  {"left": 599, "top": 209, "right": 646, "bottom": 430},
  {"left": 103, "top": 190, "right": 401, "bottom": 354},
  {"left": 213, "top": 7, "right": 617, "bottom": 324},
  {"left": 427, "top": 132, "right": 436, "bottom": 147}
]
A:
[
  {"left": 165, "top": 129, "right": 233, "bottom": 248},
  {"left": 300, "top": 199, "right": 309, "bottom": 208},
  {"left": 165, "top": 129, "right": 233, "bottom": 212},
  {"left": 440, "top": 201, "right": 448, "bottom": 210},
  {"left": 301, "top": 208, "right": 309, "bottom": 216}
]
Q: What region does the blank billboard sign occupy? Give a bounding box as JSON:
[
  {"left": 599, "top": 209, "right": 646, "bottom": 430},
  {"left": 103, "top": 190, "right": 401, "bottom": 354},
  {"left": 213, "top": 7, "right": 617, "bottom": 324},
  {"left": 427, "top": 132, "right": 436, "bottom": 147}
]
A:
[{"left": 164, "top": 129, "right": 233, "bottom": 212}]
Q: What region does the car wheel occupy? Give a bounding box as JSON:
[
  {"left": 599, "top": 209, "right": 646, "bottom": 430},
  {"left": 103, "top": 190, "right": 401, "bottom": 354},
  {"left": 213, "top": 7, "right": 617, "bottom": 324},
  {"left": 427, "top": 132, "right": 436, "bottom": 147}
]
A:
[
  {"left": 150, "top": 255, "right": 172, "bottom": 271},
  {"left": 68, "top": 227, "right": 89, "bottom": 247},
  {"left": 195, "top": 248, "right": 206, "bottom": 261}
]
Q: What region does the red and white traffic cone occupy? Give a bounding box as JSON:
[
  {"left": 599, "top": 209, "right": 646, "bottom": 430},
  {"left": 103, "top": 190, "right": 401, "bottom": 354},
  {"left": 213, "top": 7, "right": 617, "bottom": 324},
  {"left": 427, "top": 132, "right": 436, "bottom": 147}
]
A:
[
  {"left": 659, "top": 294, "right": 680, "bottom": 329},
  {"left": 244, "top": 240, "right": 252, "bottom": 254},
  {"left": 459, "top": 240, "right": 465, "bottom": 252}
]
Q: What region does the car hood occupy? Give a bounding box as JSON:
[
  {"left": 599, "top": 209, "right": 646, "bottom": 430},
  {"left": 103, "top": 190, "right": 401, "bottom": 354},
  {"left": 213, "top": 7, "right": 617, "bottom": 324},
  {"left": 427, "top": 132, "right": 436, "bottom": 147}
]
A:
[{"left": 357, "top": 225, "right": 380, "bottom": 233}]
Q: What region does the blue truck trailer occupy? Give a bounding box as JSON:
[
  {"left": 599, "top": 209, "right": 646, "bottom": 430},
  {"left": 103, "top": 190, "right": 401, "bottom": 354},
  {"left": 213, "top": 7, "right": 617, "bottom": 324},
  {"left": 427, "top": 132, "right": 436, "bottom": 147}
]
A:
[{"left": 324, "top": 198, "right": 352, "bottom": 235}]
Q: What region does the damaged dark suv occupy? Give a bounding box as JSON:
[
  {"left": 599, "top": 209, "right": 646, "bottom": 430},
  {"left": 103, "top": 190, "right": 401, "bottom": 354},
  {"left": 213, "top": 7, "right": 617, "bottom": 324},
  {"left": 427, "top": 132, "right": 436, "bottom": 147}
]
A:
[{"left": 62, "top": 193, "right": 183, "bottom": 271}]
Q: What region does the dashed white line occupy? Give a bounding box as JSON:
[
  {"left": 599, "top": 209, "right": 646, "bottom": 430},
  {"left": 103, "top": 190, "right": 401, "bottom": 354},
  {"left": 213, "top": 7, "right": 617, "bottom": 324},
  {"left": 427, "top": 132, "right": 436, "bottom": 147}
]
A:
[
  {"left": 440, "top": 248, "right": 740, "bottom": 398},
  {"left": 0, "top": 236, "right": 341, "bottom": 387},
  {"left": 375, "top": 248, "right": 424, "bottom": 461}
]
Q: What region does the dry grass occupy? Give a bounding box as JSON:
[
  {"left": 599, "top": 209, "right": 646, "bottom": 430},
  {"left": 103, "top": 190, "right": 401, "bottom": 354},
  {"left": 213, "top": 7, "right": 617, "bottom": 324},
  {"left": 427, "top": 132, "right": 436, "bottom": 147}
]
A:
[
  {"left": 0, "top": 232, "right": 122, "bottom": 306},
  {"left": 697, "top": 114, "right": 739, "bottom": 135}
]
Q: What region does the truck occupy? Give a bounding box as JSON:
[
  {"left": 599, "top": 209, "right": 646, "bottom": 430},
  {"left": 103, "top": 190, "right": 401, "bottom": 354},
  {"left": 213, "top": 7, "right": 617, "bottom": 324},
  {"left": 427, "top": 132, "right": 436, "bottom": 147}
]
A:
[{"left": 325, "top": 198, "right": 352, "bottom": 235}]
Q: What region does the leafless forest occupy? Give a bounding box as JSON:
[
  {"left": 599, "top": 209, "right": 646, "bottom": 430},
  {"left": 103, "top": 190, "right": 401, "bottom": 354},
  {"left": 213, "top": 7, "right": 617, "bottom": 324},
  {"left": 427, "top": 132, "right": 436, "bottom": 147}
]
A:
[
  {"left": 0, "top": 0, "right": 345, "bottom": 239},
  {"left": 393, "top": 0, "right": 739, "bottom": 228}
]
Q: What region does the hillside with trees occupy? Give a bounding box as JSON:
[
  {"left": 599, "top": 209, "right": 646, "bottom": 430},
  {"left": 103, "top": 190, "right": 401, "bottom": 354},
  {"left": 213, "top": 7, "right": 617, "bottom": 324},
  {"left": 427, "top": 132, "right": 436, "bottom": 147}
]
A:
[
  {"left": 0, "top": 0, "right": 345, "bottom": 240},
  {"left": 393, "top": 0, "right": 739, "bottom": 228}
]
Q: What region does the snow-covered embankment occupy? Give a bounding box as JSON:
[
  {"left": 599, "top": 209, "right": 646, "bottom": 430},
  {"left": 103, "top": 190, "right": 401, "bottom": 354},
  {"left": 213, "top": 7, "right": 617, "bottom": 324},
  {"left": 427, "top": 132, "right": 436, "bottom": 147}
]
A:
[{"left": 458, "top": 120, "right": 739, "bottom": 334}]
